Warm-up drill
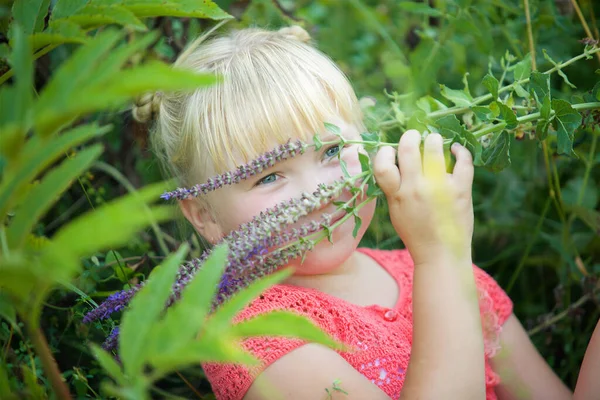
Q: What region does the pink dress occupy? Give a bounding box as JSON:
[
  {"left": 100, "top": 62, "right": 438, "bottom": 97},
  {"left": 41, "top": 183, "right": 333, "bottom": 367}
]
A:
[{"left": 203, "top": 248, "right": 513, "bottom": 399}]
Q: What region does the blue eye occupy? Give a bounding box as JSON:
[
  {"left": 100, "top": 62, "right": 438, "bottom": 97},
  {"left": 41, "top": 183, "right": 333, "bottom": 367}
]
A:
[
  {"left": 256, "top": 173, "right": 278, "bottom": 186},
  {"left": 324, "top": 144, "right": 341, "bottom": 159}
]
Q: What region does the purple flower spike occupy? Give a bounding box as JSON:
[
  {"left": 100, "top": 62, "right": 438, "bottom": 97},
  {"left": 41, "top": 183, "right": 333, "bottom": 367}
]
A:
[
  {"left": 102, "top": 326, "right": 120, "bottom": 352},
  {"left": 83, "top": 285, "right": 142, "bottom": 324},
  {"left": 160, "top": 140, "right": 307, "bottom": 201}
]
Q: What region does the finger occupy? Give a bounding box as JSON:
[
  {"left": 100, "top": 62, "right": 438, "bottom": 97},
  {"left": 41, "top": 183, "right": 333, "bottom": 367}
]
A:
[
  {"left": 423, "top": 133, "right": 446, "bottom": 180},
  {"left": 373, "top": 145, "right": 401, "bottom": 197},
  {"left": 450, "top": 142, "right": 474, "bottom": 188},
  {"left": 397, "top": 130, "right": 422, "bottom": 185}
]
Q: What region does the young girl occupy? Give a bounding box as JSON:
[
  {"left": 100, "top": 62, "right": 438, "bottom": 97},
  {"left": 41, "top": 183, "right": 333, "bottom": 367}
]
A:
[{"left": 132, "top": 25, "right": 596, "bottom": 400}]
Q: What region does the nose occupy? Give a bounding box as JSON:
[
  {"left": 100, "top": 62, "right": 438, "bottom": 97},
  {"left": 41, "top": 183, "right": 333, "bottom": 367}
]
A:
[{"left": 296, "top": 165, "right": 341, "bottom": 198}]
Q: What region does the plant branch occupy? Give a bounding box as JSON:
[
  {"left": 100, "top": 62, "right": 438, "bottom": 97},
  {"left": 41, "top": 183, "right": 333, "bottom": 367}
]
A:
[
  {"left": 25, "top": 322, "right": 72, "bottom": 400},
  {"left": 570, "top": 0, "right": 600, "bottom": 63},
  {"left": 528, "top": 286, "right": 599, "bottom": 336},
  {"left": 523, "top": 0, "right": 537, "bottom": 70}
]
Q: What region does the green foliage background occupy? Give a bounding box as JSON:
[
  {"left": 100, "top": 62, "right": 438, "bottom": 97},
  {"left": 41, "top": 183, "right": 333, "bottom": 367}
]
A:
[{"left": 1, "top": 0, "right": 599, "bottom": 398}]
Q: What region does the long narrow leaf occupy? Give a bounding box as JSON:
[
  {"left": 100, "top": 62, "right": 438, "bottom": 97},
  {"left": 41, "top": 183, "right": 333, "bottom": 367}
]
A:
[
  {"left": 231, "top": 311, "right": 342, "bottom": 350},
  {"left": 0, "top": 24, "right": 32, "bottom": 158},
  {"left": 206, "top": 268, "right": 294, "bottom": 332},
  {"left": 71, "top": 62, "right": 219, "bottom": 116},
  {"left": 147, "top": 245, "right": 228, "bottom": 356},
  {"left": 119, "top": 244, "right": 189, "bottom": 377},
  {"left": 150, "top": 335, "right": 258, "bottom": 376},
  {"left": 33, "top": 29, "right": 123, "bottom": 136},
  {"left": 11, "top": 0, "right": 51, "bottom": 35},
  {"left": 7, "top": 144, "right": 104, "bottom": 249},
  {"left": 30, "top": 20, "right": 88, "bottom": 52},
  {"left": 89, "top": 344, "right": 126, "bottom": 386},
  {"left": 0, "top": 123, "right": 111, "bottom": 219},
  {"left": 49, "top": 182, "right": 175, "bottom": 259},
  {"left": 121, "top": 0, "right": 232, "bottom": 19},
  {"left": 84, "top": 32, "right": 158, "bottom": 89},
  {"left": 68, "top": 5, "right": 147, "bottom": 31}
]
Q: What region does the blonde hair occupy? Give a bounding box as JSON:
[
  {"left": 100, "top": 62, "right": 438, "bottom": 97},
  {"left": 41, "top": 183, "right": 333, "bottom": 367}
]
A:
[{"left": 134, "top": 25, "right": 364, "bottom": 200}]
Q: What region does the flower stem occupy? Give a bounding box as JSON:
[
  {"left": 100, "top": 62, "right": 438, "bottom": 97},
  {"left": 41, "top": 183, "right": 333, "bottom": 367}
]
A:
[
  {"left": 472, "top": 102, "right": 600, "bottom": 138},
  {"left": 26, "top": 322, "right": 72, "bottom": 400}
]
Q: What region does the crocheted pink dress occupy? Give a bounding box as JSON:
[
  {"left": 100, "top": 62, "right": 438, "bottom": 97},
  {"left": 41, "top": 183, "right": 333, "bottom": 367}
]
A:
[{"left": 202, "top": 248, "right": 513, "bottom": 400}]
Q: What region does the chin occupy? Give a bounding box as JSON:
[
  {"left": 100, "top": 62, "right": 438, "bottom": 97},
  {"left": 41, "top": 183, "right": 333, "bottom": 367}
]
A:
[{"left": 291, "top": 201, "right": 375, "bottom": 275}]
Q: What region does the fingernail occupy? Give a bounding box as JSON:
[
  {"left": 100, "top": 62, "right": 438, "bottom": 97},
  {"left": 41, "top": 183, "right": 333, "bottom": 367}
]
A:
[{"left": 451, "top": 143, "right": 461, "bottom": 151}]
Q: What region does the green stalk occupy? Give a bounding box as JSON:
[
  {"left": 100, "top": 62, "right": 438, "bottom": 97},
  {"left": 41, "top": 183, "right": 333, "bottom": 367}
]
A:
[
  {"left": 472, "top": 102, "right": 600, "bottom": 138},
  {"left": 25, "top": 322, "right": 72, "bottom": 400}
]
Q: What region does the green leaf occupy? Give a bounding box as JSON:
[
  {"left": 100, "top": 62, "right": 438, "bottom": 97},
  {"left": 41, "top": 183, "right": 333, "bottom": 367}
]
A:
[
  {"left": 482, "top": 74, "right": 499, "bottom": 99},
  {"left": 340, "top": 159, "right": 350, "bottom": 178},
  {"left": 0, "top": 362, "right": 14, "bottom": 400},
  {"left": 566, "top": 205, "right": 600, "bottom": 235},
  {"left": 535, "top": 95, "right": 552, "bottom": 140},
  {"left": 0, "top": 23, "right": 33, "bottom": 154},
  {"left": 30, "top": 19, "right": 88, "bottom": 52},
  {"left": 471, "top": 106, "right": 493, "bottom": 122},
  {"left": 33, "top": 29, "right": 123, "bottom": 136},
  {"left": 551, "top": 99, "right": 581, "bottom": 155},
  {"left": 324, "top": 122, "right": 341, "bottom": 135},
  {"left": 0, "top": 123, "right": 110, "bottom": 220},
  {"left": 7, "top": 144, "right": 103, "bottom": 249},
  {"left": 11, "top": 0, "right": 51, "bottom": 35},
  {"left": 89, "top": 344, "right": 126, "bottom": 386},
  {"left": 148, "top": 245, "right": 228, "bottom": 358},
  {"left": 496, "top": 102, "right": 517, "bottom": 129},
  {"left": 435, "top": 115, "right": 482, "bottom": 165},
  {"left": 118, "top": 0, "right": 232, "bottom": 19},
  {"left": 84, "top": 31, "right": 159, "bottom": 88},
  {"left": 358, "top": 152, "right": 370, "bottom": 174},
  {"left": 406, "top": 109, "right": 429, "bottom": 132},
  {"left": 513, "top": 83, "right": 529, "bottom": 98},
  {"left": 435, "top": 114, "right": 464, "bottom": 139},
  {"left": 206, "top": 268, "right": 294, "bottom": 332},
  {"left": 561, "top": 177, "right": 598, "bottom": 209},
  {"left": 439, "top": 84, "right": 474, "bottom": 107},
  {"left": 313, "top": 134, "right": 323, "bottom": 151},
  {"left": 513, "top": 55, "right": 531, "bottom": 81},
  {"left": 35, "top": 53, "right": 220, "bottom": 136},
  {"left": 119, "top": 244, "right": 189, "bottom": 376},
  {"left": 48, "top": 181, "right": 175, "bottom": 259},
  {"left": 482, "top": 131, "right": 511, "bottom": 172},
  {"left": 530, "top": 71, "right": 551, "bottom": 104},
  {"left": 51, "top": 0, "right": 86, "bottom": 20},
  {"left": 68, "top": 5, "right": 147, "bottom": 31},
  {"left": 151, "top": 335, "right": 257, "bottom": 371},
  {"left": 352, "top": 213, "right": 362, "bottom": 238},
  {"left": 542, "top": 50, "right": 576, "bottom": 89},
  {"left": 398, "top": 1, "right": 443, "bottom": 17},
  {"left": 0, "top": 291, "right": 18, "bottom": 330},
  {"left": 232, "top": 311, "right": 342, "bottom": 349}
]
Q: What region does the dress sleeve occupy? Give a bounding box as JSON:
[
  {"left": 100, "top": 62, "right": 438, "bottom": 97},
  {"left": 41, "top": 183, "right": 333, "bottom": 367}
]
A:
[
  {"left": 201, "top": 285, "right": 340, "bottom": 400},
  {"left": 473, "top": 266, "right": 513, "bottom": 325},
  {"left": 472, "top": 265, "right": 514, "bottom": 358}
]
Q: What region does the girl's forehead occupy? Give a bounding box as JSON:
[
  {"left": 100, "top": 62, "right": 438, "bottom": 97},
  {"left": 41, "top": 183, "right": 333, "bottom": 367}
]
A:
[{"left": 211, "top": 117, "right": 358, "bottom": 173}]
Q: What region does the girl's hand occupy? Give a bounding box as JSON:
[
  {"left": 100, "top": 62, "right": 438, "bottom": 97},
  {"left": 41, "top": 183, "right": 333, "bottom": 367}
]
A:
[{"left": 373, "top": 130, "right": 474, "bottom": 265}]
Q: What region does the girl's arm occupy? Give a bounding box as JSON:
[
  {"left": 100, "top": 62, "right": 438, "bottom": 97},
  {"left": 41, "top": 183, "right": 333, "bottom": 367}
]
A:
[
  {"left": 374, "top": 131, "right": 486, "bottom": 399},
  {"left": 574, "top": 317, "right": 600, "bottom": 399},
  {"left": 490, "top": 314, "right": 572, "bottom": 400}
]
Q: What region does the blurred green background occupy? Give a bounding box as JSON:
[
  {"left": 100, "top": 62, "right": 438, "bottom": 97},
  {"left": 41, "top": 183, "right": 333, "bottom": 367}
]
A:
[{"left": 1, "top": 0, "right": 599, "bottom": 398}]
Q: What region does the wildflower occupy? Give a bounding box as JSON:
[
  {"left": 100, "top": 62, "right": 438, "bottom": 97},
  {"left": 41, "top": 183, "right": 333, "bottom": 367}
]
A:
[
  {"left": 82, "top": 286, "right": 142, "bottom": 323},
  {"left": 160, "top": 140, "right": 307, "bottom": 200},
  {"left": 102, "top": 327, "right": 120, "bottom": 352}
]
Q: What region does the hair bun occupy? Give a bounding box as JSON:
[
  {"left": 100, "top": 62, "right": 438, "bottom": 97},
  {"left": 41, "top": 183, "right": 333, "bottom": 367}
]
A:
[
  {"left": 278, "top": 25, "right": 311, "bottom": 43},
  {"left": 132, "top": 92, "right": 162, "bottom": 123}
]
